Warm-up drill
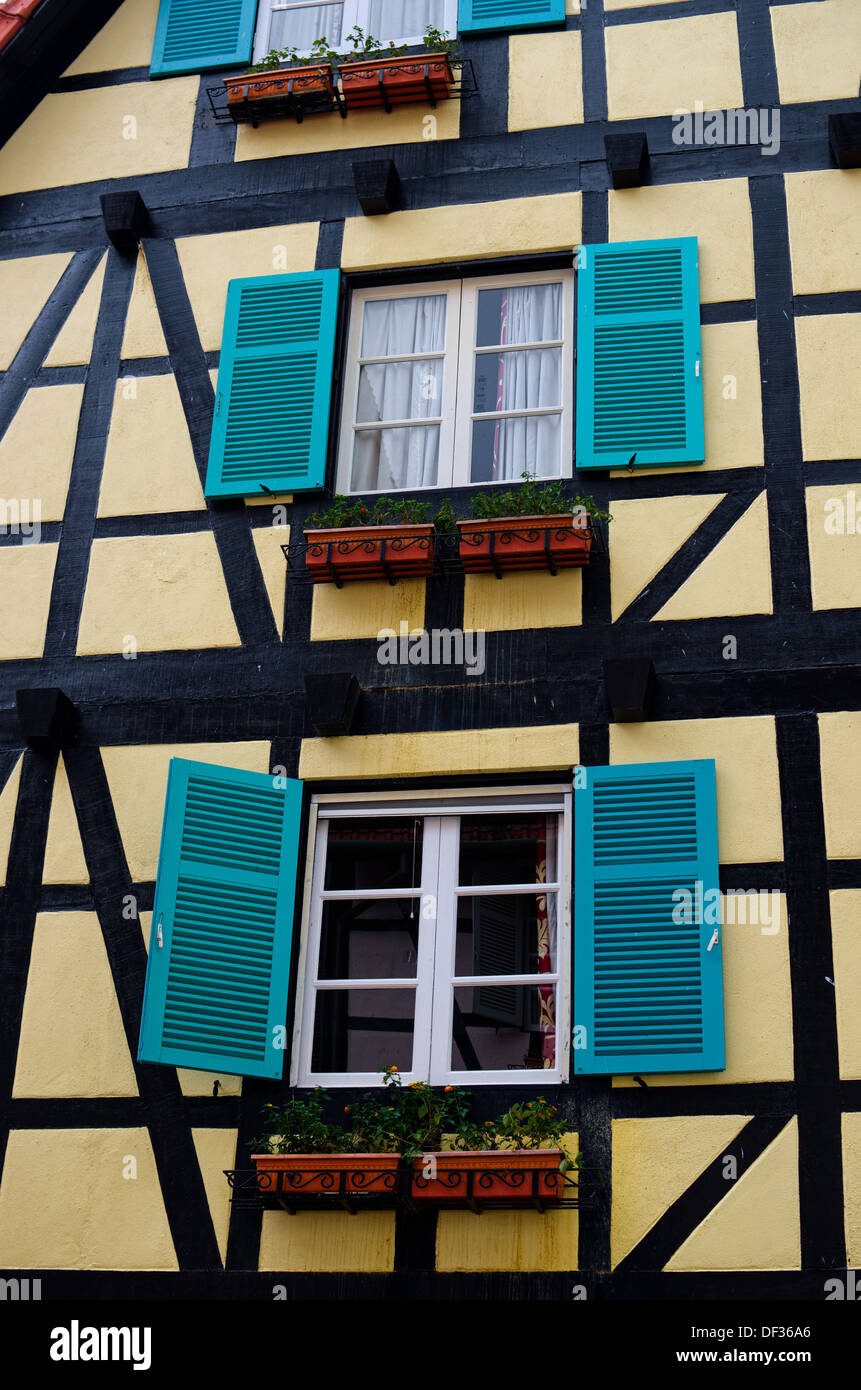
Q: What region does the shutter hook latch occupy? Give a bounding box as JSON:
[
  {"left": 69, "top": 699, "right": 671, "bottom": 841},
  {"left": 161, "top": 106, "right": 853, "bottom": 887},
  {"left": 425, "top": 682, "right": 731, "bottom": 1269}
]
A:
[
  {"left": 706, "top": 928, "right": 719, "bottom": 952},
  {"left": 157, "top": 914, "right": 164, "bottom": 949}
]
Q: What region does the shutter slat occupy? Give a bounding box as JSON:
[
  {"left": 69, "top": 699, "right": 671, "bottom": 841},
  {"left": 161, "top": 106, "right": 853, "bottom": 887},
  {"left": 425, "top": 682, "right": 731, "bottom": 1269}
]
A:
[
  {"left": 575, "top": 238, "right": 704, "bottom": 470},
  {"left": 205, "top": 271, "right": 338, "bottom": 498},
  {"left": 138, "top": 759, "right": 302, "bottom": 1079},
  {"left": 458, "top": 0, "right": 564, "bottom": 33},
  {"left": 574, "top": 760, "right": 725, "bottom": 1075},
  {"left": 150, "top": 0, "right": 257, "bottom": 77}
]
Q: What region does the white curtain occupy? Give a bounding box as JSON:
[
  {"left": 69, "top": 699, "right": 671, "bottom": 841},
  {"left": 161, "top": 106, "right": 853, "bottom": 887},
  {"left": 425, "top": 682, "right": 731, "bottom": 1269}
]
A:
[
  {"left": 366, "top": 0, "right": 446, "bottom": 42},
  {"left": 475, "top": 283, "right": 563, "bottom": 483},
  {"left": 351, "top": 295, "right": 446, "bottom": 492},
  {"left": 270, "top": 2, "right": 344, "bottom": 53}
]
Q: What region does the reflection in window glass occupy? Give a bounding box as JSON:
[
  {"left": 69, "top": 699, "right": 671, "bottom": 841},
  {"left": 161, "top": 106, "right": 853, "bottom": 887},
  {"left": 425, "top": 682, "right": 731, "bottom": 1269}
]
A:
[
  {"left": 450, "top": 985, "right": 556, "bottom": 1071},
  {"left": 318, "top": 899, "right": 420, "bottom": 980},
  {"left": 324, "top": 817, "right": 423, "bottom": 892},
  {"left": 312, "top": 989, "right": 415, "bottom": 1073}
]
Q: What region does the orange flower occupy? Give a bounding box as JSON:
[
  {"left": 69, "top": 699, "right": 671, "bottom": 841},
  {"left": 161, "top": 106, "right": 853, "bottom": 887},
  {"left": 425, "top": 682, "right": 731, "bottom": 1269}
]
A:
[
  {"left": 444, "top": 1086, "right": 454, "bottom": 1093},
  {"left": 344, "top": 1106, "right": 350, "bottom": 1113}
]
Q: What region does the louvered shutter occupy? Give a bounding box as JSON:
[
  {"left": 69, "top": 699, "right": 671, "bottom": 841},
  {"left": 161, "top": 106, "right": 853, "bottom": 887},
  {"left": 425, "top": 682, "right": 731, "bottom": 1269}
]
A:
[
  {"left": 204, "top": 270, "right": 339, "bottom": 499},
  {"left": 472, "top": 896, "right": 527, "bottom": 1026},
  {"left": 138, "top": 759, "right": 303, "bottom": 1078},
  {"left": 150, "top": 0, "right": 258, "bottom": 77},
  {"left": 573, "top": 760, "right": 724, "bottom": 1075},
  {"left": 575, "top": 238, "right": 704, "bottom": 470},
  {"left": 458, "top": 0, "right": 564, "bottom": 33}
]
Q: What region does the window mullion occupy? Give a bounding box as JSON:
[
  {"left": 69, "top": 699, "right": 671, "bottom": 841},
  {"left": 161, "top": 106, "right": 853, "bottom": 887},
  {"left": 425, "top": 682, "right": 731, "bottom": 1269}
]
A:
[
  {"left": 410, "top": 817, "right": 440, "bottom": 1082},
  {"left": 427, "top": 817, "right": 460, "bottom": 1083}
]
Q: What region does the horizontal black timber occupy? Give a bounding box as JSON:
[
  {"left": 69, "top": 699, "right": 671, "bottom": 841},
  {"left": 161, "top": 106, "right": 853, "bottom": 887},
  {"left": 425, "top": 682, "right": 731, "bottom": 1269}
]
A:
[
  {"left": 3, "top": 1096, "right": 242, "bottom": 1128},
  {"left": 610, "top": 1082, "right": 797, "bottom": 1118},
  {"left": 795, "top": 292, "right": 861, "bottom": 317}
]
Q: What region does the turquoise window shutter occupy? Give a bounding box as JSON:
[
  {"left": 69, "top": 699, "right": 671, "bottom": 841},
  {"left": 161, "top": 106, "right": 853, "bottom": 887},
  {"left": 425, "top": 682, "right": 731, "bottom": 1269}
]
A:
[
  {"left": 573, "top": 759, "right": 725, "bottom": 1075},
  {"left": 575, "top": 238, "right": 704, "bottom": 470},
  {"left": 205, "top": 270, "right": 339, "bottom": 499},
  {"left": 138, "top": 759, "right": 303, "bottom": 1079},
  {"left": 458, "top": 0, "right": 565, "bottom": 34},
  {"left": 150, "top": 0, "right": 258, "bottom": 77}
]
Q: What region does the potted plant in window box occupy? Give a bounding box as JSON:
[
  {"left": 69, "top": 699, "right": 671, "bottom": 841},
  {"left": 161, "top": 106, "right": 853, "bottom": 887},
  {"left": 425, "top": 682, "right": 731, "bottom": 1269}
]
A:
[
  {"left": 303, "top": 495, "right": 437, "bottom": 584},
  {"left": 456, "top": 473, "right": 610, "bottom": 576},
  {"left": 410, "top": 1096, "right": 574, "bottom": 1202},
  {"left": 337, "top": 26, "right": 459, "bottom": 111},
  {"left": 223, "top": 36, "right": 336, "bottom": 116},
  {"left": 250, "top": 1089, "right": 401, "bottom": 1196}
]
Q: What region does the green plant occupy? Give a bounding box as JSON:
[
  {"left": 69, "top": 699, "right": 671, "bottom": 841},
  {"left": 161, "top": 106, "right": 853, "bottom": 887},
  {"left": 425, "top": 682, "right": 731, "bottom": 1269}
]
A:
[
  {"left": 451, "top": 1097, "right": 570, "bottom": 1152},
  {"left": 251, "top": 1088, "right": 348, "bottom": 1154},
  {"left": 469, "top": 472, "right": 612, "bottom": 525},
  {"left": 305, "top": 495, "right": 430, "bottom": 529},
  {"left": 245, "top": 22, "right": 458, "bottom": 74},
  {"left": 432, "top": 498, "right": 457, "bottom": 533},
  {"left": 348, "top": 1067, "right": 471, "bottom": 1160}
]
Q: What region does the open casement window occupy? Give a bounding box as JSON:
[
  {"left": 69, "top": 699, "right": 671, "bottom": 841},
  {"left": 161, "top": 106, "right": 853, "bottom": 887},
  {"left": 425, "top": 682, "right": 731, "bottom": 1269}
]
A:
[
  {"left": 573, "top": 760, "right": 725, "bottom": 1076},
  {"left": 575, "top": 237, "right": 704, "bottom": 471},
  {"left": 293, "top": 788, "right": 572, "bottom": 1086},
  {"left": 137, "top": 759, "right": 303, "bottom": 1079},
  {"left": 205, "top": 270, "right": 339, "bottom": 499},
  {"left": 336, "top": 270, "right": 574, "bottom": 493},
  {"left": 457, "top": 0, "right": 565, "bottom": 35},
  {"left": 253, "top": 0, "right": 459, "bottom": 61},
  {"left": 151, "top": 0, "right": 259, "bottom": 76}
]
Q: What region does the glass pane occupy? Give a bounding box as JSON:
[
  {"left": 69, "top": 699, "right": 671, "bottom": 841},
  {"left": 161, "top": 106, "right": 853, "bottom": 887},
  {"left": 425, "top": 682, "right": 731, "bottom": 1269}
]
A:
[
  {"left": 470, "top": 413, "right": 561, "bottom": 484},
  {"left": 356, "top": 359, "right": 443, "bottom": 425},
  {"left": 473, "top": 347, "right": 561, "bottom": 415},
  {"left": 451, "top": 985, "right": 556, "bottom": 1071},
  {"left": 367, "top": 0, "right": 444, "bottom": 41},
  {"left": 475, "top": 283, "right": 562, "bottom": 348},
  {"left": 311, "top": 989, "right": 415, "bottom": 1072},
  {"left": 350, "top": 424, "right": 439, "bottom": 491},
  {"left": 318, "top": 899, "right": 420, "bottom": 980},
  {"left": 270, "top": 3, "right": 344, "bottom": 51},
  {"left": 455, "top": 893, "right": 558, "bottom": 976},
  {"left": 361, "top": 295, "right": 447, "bottom": 358},
  {"left": 459, "top": 813, "right": 558, "bottom": 886},
  {"left": 324, "top": 817, "right": 423, "bottom": 891}
]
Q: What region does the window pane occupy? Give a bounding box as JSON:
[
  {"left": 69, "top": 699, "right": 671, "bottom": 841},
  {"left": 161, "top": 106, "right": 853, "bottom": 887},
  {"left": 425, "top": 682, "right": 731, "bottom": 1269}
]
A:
[
  {"left": 361, "top": 295, "right": 447, "bottom": 358},
  {"left": 270, "top": 3, "right": 343, "bottom": 51},
  {"left": 367, "top": 0, "right": 445, "bottom": 41},
  {"left": 455, "top": 894, "right": 558, "bottom": 976},
  {"left": 319, "top": 899, "right": 420, "bottom": 980},
  {"left": 470, "top": 413, "right": 561, "bottom": 484},
  {"left": 356, "top": 359, "right": 443, "bottom": 425},
  {"left": 312, "top": 989, "right": 415, "bottom": 1072},
  {"left": 351, "top": 424, "right": 439, "bottom": 491},
  {"left": 475, "top": 283, "right": 562, "bottom": 348},
  {"left": 459, "top": 814, "right": 559, "bottom": 887},
  {"left": 473, "top": 347, "right": 561, "bottom": 415},
  {"left": 324, "top": 817, "right": 423, "bottom": 891},
  {"left": 451, "top": 985, "right": 556, "bottom": 1071}
]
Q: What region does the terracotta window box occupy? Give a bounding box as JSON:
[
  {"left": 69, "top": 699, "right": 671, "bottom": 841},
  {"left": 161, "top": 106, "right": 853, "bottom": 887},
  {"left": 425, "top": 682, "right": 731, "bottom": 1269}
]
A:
[
  {"left": 304, "top": 522, "right": 435, "bottom": 585},
  {"left": 250, "top": 1152, "right": 400, "bottom": 1196},
  {"left": 411, "top": 1149, "right": 564, "bottom": 1202},
  {"left": 457, "top": 514, "right": 593, "bottom": 576},
  {"left": 339, "top": 53, "right": 454, "bottom": 109},
  {"left": 224, "top": 64, "right": 336, "bottom": 120}
]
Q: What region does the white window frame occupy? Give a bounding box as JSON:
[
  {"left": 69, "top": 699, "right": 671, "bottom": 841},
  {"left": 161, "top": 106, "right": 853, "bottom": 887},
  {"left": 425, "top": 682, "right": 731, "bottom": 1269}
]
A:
[
  {"left": 291, "top": 785, "right": 572, "bottom": 1087},
  {"left": 253, "top": 0, "right": 459, "bottom": 63},
  {"left": 336, "top": 270, "right": 575, "bottom": 494}
]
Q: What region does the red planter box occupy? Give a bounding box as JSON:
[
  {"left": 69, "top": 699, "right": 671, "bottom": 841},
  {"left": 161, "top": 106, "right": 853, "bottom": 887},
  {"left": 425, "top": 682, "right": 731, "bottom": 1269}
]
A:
[
  {"left": 304, "top": 523, "right": 435, "bottom": 584},
  {"left": 250, "top": 1152, "right": 401, "bottom": 1196},
  {"left": 411, "top": 1149, "right": 564, "bottom": 1202},
  {"left": 224, "top": 63, "right": 334, "bottom": 108},
  {"left": 339, "top": 54, "right": 454, "bottom": 109},
  {"left": 457, "top": 514, "right": 592, "bottom": 575}
]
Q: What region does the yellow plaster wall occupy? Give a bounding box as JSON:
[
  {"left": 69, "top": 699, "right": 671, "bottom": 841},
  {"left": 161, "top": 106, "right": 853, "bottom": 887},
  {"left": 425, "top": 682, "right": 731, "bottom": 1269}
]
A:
[
  {"left": 191, "top": 1129, "right": 237, "bottom": 1266},
  {"left": 121, "top": 250, "right": 168, "bottom": 359},
  {"left": 463, "top": 569, "right": 582, "bottom": 632},
  {"left": 771, "top": 0, "right": 861, "bottom": 105},
  {"left": 64, "top": 0, "right": 159, "bottom": 75},
  {"left": 665, "top": 1120, "right": 800, "bottom": 1270},
  {"left": 0, "top": 544, "right": 58, "bottom": 661},
  {"left": 42, "top": 755, "right": 88, "bottom": 884},
  {"left": 77, "top": 533, "right": 241, "bottom": 655},
  {"left": 655, "top": 492, "right": 773, "bottom": 621},
  {"left": 611, "top": 1115, "right": 749, "bottom": 1267},
  {"left": 508, "top": 32, "right": 583, "bottom": 131},
  {"left": 830, "top": 891, "right": 861, "bottom": 1079},
  {"left": 785, "top": 171, "right": 861, "bottom": 296},
  {"left": 0, "top": 756, "right": 23, "bottom": 886},
  {"left": 605, "top": 13, "right": 744, "bottom": 122},
  {"left": 259, "top": 1211, "right": 396, "bottom": 1272},
  {"left": 819, "top": 713, "right": 861, "bottom": 858},
  {"left": 103, "top": 741, "right": 271, "bottom": 882},
  {"left": 13, "top": 912, "right": 138, "bottom": 1098},
  {"left": 236, "top": 101, "right": 460, "bottom": 163},
  {"left": 614, "top": 894, "right": 793, "bottom": 1087},
  {"left": 0, "top": 253, "right": 71, "bottom": 369},
  {"left": 610, "top": 717, "right": 784, "bottom": 863},
  {"left": 609, "top": 493, "right": 723, "bottom": 620},
  {"left": 805, "top": 485, "right": 861, "bottom": 611},
  {"left": 0, "top": 1128, "right": 178, "bottom": 1269},
  {"left": 342, "top": 193, "right": 581, "bottom": 271},
  {"left": 175, "top": 224, "right": 319, "bottom": 352},
  {"left": 252, "top": 525, "right": 290, "bottom": 635},
  {"left": 310, "top": 577, "right": 426, "bottom": 641},
  {"left": 797, "top": 317, "right": 861, "bottom": 460},
  {"left": 299, "top": 724, "right": 579, "bottom": 780},
  {"left": 609, "top": 180, "right": 755, "bottom": 304},
  {"left": 0, "top": 384, "right": 83, "bottom": 522},
  {"left": 843, "top": 1112, "right": 861, "bottom": 1267},
  {"left": 98, "top": 376, "right": 206, "bottom": 517},
  {"left": 0, "top": 82, "right": 199, "bottom": 196},
  {"left": 45, "top": 254, "right": 107, "bottom": 366}
]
